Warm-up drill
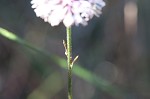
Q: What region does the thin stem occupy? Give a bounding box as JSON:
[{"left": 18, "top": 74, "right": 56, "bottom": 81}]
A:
[{"left": 66, "top": 27, "right": 73, "bottom": 99}]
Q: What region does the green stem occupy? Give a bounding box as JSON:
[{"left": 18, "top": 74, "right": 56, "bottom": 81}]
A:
[{"left": 66, "top": 27, "right": 73, "bottom": 99}]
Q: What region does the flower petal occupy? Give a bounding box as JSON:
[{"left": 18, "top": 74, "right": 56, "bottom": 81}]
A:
[
  {"left": 63, "top": 11, "right": 74, "bottom": 27},
  {"left": 31, "top": 0, "right": 105, "bottom": 27}
]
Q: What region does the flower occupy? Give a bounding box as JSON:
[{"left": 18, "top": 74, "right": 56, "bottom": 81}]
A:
[{"left": 31, "top": 0, "right": 105, "bottom": 27}]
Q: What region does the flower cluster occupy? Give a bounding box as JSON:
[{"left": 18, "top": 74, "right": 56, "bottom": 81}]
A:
[{"left": 31, "top": 0, "right": 105, "bottom": 27}]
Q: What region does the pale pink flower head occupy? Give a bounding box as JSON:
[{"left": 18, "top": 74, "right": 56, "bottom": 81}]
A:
[{"left": 31, "top": 0, "right": 105, "bottom": 27}]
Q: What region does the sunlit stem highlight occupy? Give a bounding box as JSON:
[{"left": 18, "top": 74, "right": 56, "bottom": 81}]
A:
[{"left": 66, "top": 27, "right": 73, "bottom": 99}]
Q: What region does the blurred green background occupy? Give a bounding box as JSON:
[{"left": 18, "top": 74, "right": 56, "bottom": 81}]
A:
[{"left": 0, "top": 0, "right": 150, "bottom": 99}]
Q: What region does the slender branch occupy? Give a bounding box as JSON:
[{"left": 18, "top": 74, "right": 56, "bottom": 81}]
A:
[
  {"left": 66, "top": 27, "right": 72, "bottom": 69},
  {"left": 66, "top": 27, "right": 73, "bottom": 99},
  {"left": 0, "top": 27, "right": 123, "bottom": 97}
]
